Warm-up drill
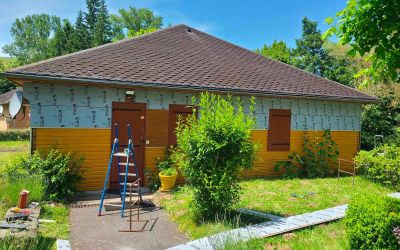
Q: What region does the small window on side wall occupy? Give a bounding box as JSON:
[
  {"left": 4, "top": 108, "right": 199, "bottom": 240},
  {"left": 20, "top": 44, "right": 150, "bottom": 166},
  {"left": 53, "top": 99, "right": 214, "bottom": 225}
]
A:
[{"left": 268, "top": 109, "right": 291, "bottom": 151}]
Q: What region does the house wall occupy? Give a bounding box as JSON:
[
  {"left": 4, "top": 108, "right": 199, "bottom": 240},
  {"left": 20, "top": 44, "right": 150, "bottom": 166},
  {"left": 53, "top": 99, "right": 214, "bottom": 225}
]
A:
[{"left": 24, "top": 82, "right": 362, "bottom": 191}]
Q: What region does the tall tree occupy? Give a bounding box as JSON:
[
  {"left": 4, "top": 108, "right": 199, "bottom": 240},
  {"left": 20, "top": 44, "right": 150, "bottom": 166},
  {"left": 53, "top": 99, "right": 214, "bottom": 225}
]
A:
[
  {"left": 324, "top": 0, "right": 400, "bottom": 83},
  {"left": 85, "top": 0, "right": 101, "bottom": 44},
  {"left": 0, "top": 60, "right": 16, "bottom": 94},
  {"left": 292, "top": 17, "right": 331, "bottom": 76},
  {"left": 255, "top": 40, "right": 291, "bottom": 64},
  {"left": 71, "top": 11, "right": 90, "bottom": 51},
  {"left": 111, "top": 6, "right": 163, "bottom": 40},
  {"left": 2, "top": 14, "right": 61, "bottom": 65},
  {"left": 92, "top": 0, "right": 113, "bottom": 46},
  {"left": 50, "top": 19, "right": 76, "bottom": 56}
]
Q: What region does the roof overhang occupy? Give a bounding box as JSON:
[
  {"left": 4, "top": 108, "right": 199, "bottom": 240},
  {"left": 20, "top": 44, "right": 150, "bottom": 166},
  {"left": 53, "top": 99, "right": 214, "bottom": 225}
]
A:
[{"left": 1, "top": 72, "right": 380, "bottom": 104}]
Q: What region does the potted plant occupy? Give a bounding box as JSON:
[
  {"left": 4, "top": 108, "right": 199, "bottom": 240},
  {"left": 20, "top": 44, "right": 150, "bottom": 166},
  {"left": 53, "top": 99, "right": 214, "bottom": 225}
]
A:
[{"left": 156, "top": 149, "right": 178, "bottom": 191}]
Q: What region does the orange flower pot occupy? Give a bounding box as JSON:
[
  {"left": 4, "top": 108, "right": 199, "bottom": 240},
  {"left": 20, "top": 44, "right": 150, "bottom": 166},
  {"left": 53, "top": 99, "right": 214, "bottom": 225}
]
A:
[{"left": 159, "top": 173, "right": 177, "bottom": 191}]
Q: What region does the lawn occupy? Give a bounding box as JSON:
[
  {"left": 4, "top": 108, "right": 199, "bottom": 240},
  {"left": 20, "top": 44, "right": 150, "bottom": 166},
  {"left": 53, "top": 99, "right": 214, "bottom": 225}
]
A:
[
  {"left": 0, "top": 140, "right": 29, "bottom": 172},
  {"left": 160, "top": 176, "right": 394, "bottom": 248},
  {"left": 0, "top": 139, "right": 70, "bottom": 249}
]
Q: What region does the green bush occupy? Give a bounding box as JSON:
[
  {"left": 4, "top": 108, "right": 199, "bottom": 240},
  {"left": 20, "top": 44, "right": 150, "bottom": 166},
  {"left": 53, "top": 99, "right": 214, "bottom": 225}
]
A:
[
  {"left": 143, "top": 167, "right": 160, "bottom": 192},
  {"left": 275, "top": 130, "right": 339, "bottom": 178},
  {"left": 361, "top": 84, "right": 400, "bottom": 150},
  {"left": 174, "top": 93, "right": 258, "bottom": 219},
  {"left": 0, "top": 129, "right": 30, "bottom": 141},
  {"left": 355, "top": 144, "right": 400, "bottom": 189},
  {"left": 345, "top": 195, "right": 400, "bottom": 249},
  {"left": 4, "top": 149, "right": 84, "bottom": 201},
  {"left": 156, "top": 147, "right": 177, "bottom": 176},
  {"left": 160, "top": 167, "right": 177, "bottom": 176}
]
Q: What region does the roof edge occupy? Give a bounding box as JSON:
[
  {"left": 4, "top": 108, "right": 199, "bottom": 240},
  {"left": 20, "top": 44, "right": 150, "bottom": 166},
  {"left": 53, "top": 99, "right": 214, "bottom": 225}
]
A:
[{"left": 0, "top": 72, "right": 379, "bottom": 104}]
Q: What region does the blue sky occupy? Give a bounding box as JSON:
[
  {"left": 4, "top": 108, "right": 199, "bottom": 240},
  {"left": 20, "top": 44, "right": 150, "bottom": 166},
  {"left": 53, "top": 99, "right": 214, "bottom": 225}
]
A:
[{"left": 0, "top": 0, "right": 346, "bottom": 57}]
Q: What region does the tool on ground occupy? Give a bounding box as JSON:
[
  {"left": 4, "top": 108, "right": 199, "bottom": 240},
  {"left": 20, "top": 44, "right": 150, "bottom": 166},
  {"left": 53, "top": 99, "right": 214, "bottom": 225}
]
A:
[{"left": 98, "top": 123, "right": 142, "bottom": 218}]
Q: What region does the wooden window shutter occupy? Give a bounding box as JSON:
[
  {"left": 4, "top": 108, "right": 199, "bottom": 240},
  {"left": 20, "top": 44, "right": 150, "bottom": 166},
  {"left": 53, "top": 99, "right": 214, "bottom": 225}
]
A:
[
  {"left": 268, "top": 109, "right": 291, "bottom": 151},
  {"left": 168, "top": 104, "right": 197, "bottom": 146}
]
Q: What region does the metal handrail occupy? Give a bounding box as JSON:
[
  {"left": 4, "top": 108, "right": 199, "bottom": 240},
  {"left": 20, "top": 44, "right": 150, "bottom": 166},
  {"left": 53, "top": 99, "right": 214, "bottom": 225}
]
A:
[{"left": 337, "top": 157, "right": 356, "bottom": 186}]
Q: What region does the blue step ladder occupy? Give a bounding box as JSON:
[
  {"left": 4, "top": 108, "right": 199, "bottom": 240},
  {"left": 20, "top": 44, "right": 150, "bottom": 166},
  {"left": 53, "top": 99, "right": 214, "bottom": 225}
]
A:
[{"left": 98, "top": 123, "right": 142, "bottom": 218}]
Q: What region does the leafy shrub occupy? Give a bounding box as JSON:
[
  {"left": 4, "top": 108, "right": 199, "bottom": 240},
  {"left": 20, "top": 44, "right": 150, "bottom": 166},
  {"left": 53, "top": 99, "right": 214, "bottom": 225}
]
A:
[
  {"left": 0, "top": 129, "right": 30, "bottom": 141},
  {"left": 345, "top": 194, "right": 400, "bottom": 249},
  {"left": 361, "top": 84, "right": 400, "bottom": 150},
  {"left": 174, "top": 93, "right": 258, "bottom": 219},
  {"left": 355, "top": 144, "right": 400, "bottom": 189},
  {"left": 4, "top": 149, "right": 84, "bottom": 201},
  {"left": 144, "top": 167, "right": 160, "bottom": 192},
  {"left": 275, "top": 130, "right": 339, "bottom": 178},
  {"left": 155, "top": 147, "right": 177, "bottom": 174},
  {"left": 160, "top": 167, "right": 177, "bottom": 176}
]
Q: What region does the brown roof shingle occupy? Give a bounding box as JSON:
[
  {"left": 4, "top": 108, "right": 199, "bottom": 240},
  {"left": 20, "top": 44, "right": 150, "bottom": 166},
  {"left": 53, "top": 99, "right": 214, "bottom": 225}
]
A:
[{"left": 4, "top": 24, "right": 377, "bottom": 103}]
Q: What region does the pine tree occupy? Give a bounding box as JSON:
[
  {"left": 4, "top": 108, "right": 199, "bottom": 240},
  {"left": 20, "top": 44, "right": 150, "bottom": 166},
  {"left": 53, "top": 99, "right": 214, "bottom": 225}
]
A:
[
  {"left": 85, "top": 0, "right": 101, "bottom": 45},
  {"left": 292, "top": 17, "right": 332, "bottom": 77},
  {"left": 72, "top": 10, "right": 90, "bottom": 51},
  {"left": 50, "top": 19, "right": 76, "bottom": 56},
  {"left": 93, "top": 0, "right": 112, "bottom": 46}
]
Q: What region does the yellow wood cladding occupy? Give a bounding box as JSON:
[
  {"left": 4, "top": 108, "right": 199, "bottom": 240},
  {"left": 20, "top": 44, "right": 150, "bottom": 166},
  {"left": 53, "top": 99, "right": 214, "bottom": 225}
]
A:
[
  {"left": 243, "top": 130, "right": 359, "bottom": 177},
  {"left": 34, "top": 128, "right": 111, "bottom": 191},
  {"left": 34, "top": 128, "right": 359, "bottom": 191}
]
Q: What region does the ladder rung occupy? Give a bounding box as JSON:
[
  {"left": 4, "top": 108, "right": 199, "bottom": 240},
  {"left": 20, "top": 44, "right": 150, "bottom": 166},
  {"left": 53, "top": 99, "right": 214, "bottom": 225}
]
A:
[
  {"left": 114, "top": 152, "right": 132, "bottom": 157},
  {"left": 118, "top": 163, "right": 135, "bottom": 167},
  {"left": 119, "top": 173, "right": 136, "bottom": 177},
  {"left": 121, "top": 190, "right": 140, "bottom": 195},
  {"left": 120, "top": 182, "right": 139, "bottom": 187}
]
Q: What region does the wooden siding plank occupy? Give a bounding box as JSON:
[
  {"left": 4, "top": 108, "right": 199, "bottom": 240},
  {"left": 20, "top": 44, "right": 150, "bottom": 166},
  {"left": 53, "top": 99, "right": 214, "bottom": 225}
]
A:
[
  {"left": 35, "top": 128, "right": 110, "bottom": 191},
  {"left": 34, "top": 128, "right": 359, "bottom": 191},
  {"left": 146, "top": 109, "right": 169, "bottom": 147}
]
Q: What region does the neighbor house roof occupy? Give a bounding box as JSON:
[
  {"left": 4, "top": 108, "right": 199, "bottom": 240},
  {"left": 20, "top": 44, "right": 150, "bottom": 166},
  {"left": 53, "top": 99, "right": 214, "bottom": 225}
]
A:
[
  {"left": 0, "top": 88, "right": 22, "bottom": 105},
  {"left": 2, "top": 24, "right": 377, "bottom": 103}
]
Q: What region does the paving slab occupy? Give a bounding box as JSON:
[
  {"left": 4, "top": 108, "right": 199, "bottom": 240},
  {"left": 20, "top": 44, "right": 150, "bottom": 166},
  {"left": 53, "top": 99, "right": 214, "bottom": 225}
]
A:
[{"left": 70, "top": 205, "right": 188, "bottom": 250}]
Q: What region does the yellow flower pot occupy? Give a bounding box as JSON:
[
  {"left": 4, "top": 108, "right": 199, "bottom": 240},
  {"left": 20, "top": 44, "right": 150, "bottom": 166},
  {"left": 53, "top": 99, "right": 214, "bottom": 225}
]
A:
[{"left": 159, "top": 173, "right": 178, "bottom": 191}]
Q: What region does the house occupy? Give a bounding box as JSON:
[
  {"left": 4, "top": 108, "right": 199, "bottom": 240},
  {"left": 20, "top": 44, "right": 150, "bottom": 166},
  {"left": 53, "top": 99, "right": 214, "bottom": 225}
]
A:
[
  {"left": 1, "top": 24, "right": 378, "bottom": 191},
  {"left": 0, "top": 88, "right": 30, "bottom": 130}
]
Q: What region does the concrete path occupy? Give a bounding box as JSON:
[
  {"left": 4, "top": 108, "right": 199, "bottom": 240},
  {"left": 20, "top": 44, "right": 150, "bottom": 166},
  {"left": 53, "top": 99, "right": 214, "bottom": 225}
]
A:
[
  {"left": 170, "top": 192, "right": 400, "bottom": 250},
  {"left": 70, "top": 205, "right": 188, "bottom": 250}
]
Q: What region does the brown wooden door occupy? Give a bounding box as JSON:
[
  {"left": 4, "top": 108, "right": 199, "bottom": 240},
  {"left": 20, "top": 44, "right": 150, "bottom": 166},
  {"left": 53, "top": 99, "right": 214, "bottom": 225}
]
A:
[
  {"left": 168, "top": 104, "right": 197, "bottom": 146},
  {"left": 110, "top": 102, "right": 146, "bottom": 189}
]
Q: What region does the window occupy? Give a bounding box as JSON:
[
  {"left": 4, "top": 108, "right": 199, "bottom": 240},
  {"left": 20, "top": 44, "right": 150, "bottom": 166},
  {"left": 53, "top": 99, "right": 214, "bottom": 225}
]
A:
[{"left": 268, "top": 109, "right": 291, "bottom": 151}]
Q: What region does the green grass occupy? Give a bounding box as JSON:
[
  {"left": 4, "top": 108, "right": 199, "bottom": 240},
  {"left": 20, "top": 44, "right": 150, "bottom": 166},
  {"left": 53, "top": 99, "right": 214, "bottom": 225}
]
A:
[
  {"left": 160, "top": 176, "right": 394, "bottom": 245},
  {"left": 220, "top": 221, "right": 348, "bottom": 250},
  {"left": 39, "top": 204, "right": 70, "bottom": 240},
  {"left": 0, "top": 140, "right": 29, "bottom": 172},
  {"left": 160, "top": 186, "right": 267, "bottom": 239},
  {"left": 0, "top": 139, "right": 70, "bottom": 249},
  {"left": 238, "top": 176, "right": 393, "bottom": 216}
]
